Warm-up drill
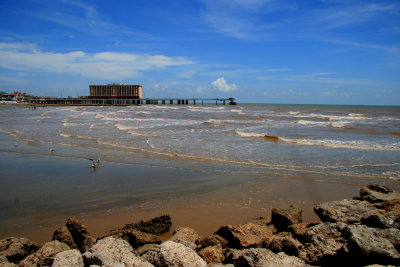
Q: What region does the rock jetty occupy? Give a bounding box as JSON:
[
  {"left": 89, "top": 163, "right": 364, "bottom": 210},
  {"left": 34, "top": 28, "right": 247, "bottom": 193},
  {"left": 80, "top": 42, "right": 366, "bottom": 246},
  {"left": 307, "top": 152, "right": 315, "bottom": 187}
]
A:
[{"left": 0, "top": 184, "right": 399, "bottom": 266}]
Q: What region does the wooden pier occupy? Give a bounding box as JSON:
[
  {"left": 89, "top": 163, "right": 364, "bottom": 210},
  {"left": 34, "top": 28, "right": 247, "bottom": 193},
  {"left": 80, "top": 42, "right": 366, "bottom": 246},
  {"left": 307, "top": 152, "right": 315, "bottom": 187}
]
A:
[{"left": 28, "top": 97, "right": 237, "bottom": 106}]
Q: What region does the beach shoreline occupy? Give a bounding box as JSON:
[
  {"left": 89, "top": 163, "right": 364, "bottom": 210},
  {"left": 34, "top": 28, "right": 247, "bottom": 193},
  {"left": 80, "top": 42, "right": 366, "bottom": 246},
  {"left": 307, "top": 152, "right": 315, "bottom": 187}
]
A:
[{"left": 0, "top": 150, "right": 378, "bottom": 245}]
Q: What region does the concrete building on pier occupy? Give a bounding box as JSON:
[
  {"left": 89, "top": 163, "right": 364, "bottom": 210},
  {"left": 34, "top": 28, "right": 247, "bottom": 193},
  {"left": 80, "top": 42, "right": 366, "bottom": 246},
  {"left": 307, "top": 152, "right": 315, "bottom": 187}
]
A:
[{"left": 89, "top": 84, "right": 142, "bottom": 99}]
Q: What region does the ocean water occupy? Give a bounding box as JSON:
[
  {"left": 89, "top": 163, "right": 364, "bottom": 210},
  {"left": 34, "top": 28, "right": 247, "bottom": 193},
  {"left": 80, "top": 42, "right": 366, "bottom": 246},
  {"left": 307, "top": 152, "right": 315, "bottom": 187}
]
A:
[
  {"left": 1, "top": 104, "right": 399, "bottom": 179},
  {"left": 0, "top": 103, "right": 399, "bottom": 241}
]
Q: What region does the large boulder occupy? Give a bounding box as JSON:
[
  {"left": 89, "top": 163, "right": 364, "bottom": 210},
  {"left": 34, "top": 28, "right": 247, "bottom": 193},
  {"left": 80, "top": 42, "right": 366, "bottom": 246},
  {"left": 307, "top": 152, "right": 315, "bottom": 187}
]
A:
[
  {"left": 52, "top": 226, "right": 77, "bottom": 249},
  {"left": 0, "top": 237, "right": 39, "bottom": 263},
  {"left": 229, "top": 248, "right": 307, "bottom": 267},
  {"left": 52, "top": 249, "right": 83, "bottom": 267},
  {"left": 66, "top": 218, "right": 95, "bottom": 253},
  {"left": 356, "top": 184, "right": 400, "bottom": 203},
  {"left": 198, "top": 244, "right": 225, "bottom": 264},
  {"left": 168, "top": 227, "right": 201, "bottom": 250},
  {"left": 215, "top": 222, "right": 275, "bottom": 249},
  {"left": 299, "top": 222, "right": 348, "bottom": 265},
  {"left": 314, "top": 199, "right": 380, "bottom": 224},
  {"left": 143, "top": 241, "right": 207, "bottom": 267},
  {"left": 83, "top": 236, "right": 153, "bottom": 267},
  {"left": 121, "top": 215, "right": 172, "bottom": 235},
  {"left": 343, "top": 225, "right": 400, "bottom": 265},
  {"left": 18, "top": 240, "right": 69, "bottom": 267},
  {"left": 108, "top": 229, "right": 162, "bottom": 248},
  {"left": 271, "top": 205, "right": 302, "bottom": 232}
]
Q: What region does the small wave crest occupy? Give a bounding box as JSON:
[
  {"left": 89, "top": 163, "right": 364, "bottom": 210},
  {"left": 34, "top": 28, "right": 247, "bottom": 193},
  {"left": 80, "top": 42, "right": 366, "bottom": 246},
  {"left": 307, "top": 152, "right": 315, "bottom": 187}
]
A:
[
  {"left": 234, "top": 130, "right": 280, "bottom": 141},
  {"left": 279, "top": 137, "right": 400, "bottom": 151},
  {"left": 298, "top": 120, "right": 347, "bottom": 128}
]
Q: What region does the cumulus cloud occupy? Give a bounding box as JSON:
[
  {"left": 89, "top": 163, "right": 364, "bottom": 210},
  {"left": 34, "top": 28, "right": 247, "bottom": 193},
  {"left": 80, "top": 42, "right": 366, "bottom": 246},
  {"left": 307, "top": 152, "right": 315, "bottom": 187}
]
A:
[
  {"left": 212, "top": 77, "right": 237, "bottom": 92},
  {"left": 0, "top": 42, "right": 193, "bottom": 79}
]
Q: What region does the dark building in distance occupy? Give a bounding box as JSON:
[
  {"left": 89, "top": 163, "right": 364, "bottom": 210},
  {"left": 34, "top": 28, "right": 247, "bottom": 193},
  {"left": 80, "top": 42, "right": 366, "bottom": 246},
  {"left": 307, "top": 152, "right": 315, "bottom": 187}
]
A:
[{"left": 89, "top": 84, "right": 142, "bottom": 99}]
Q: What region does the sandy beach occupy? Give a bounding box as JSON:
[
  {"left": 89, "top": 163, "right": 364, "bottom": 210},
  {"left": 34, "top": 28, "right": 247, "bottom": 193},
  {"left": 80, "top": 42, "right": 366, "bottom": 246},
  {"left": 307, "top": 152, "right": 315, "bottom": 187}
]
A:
[{"left": 0, "top": 151, "right": 369, "bottom": 245}]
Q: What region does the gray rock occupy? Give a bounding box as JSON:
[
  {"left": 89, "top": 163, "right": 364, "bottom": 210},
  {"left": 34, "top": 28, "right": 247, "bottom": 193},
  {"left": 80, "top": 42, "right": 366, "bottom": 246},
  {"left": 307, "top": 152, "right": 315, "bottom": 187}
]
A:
[
  {"left": 230, "top": 248, "right": 307, "bottom": 267},
  {"left": 215, "top": 223, "right": 275, "bottom": 249},
  {"left": 357, "top": 184, "right": 400, "bottom": 203},
  {"left": 0, "top": 237, "right": 39, "bottom": 263},
  {"left": 168, "top": 227, "right": 201, "bottom": 250},
  {"left": 271, "top": 205, "right": 303, "bottom": 232},
  {"left": 66, "top": 218, "right": 95, "bottom": 253},
  {"left": 52, "top": 249, "right": 83, "bottom": 267},
  {"left": 83, "top": 236, "right": 153, "bottom": 267},
  {"left": 299, "top": 222, "right": 348, "bottom": 265},
  {"left": 52, "top": 226, "right": 77, "bottom": 249},
  {"left": 18, "top": 240, "right": 69, "bottom": 267},
  {"left": 343, "top": 225, "right": 400, "bottom": 265},
  {"left": 121, "top": 215, "right": 172, "bottom": 235},
  {"left": 143, "top": 241, "right": 207, "bottom": 267},
  {"left": 198, "top": 244, "right": 225, "bottom": 264},
  {"left": 264, "top": 234, "right": 303, "bottom": 256},
  {"left": 200, "top": 234, "right": 228, "bottom": 249},
  {"left": 314, "top": 199, "right": 380, "bottom": 224}
]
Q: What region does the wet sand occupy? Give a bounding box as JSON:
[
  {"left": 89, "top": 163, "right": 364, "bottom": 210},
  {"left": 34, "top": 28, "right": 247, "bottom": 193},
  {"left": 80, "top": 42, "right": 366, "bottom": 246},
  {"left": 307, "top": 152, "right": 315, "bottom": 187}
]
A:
[{"left": 1, "top": 151, "right": 397, "bottom": 244}]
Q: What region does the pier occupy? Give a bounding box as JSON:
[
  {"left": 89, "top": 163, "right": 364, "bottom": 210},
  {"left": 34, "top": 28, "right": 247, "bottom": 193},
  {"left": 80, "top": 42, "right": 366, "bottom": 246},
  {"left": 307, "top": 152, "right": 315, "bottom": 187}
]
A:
[{"left": 28, "top": 97, "right": 237, "bottom": 106}]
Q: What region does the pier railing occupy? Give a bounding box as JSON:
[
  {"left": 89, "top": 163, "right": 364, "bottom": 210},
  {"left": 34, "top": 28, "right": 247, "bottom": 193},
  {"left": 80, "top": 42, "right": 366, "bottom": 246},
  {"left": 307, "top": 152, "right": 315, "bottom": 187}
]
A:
[{"left": 28, "top": 97, "right": 237, "bottom": 106}]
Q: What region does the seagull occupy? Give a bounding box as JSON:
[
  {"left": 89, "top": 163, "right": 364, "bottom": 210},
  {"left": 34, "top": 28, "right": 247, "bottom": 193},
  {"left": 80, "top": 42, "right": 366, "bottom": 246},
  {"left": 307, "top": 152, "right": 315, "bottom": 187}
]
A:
[
  {"left": 89, "top": 158, "right": 98, "bottom": 168},
  {"left": 50, "top": 148, "right": 55, "bottom": 153}
]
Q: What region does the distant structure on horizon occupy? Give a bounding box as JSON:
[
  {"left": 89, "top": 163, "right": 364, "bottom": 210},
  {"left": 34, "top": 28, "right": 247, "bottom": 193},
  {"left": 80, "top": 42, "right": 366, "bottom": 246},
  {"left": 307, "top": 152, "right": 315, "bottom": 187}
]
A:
[{"left": 89, "top": 84, "right": 142, "bottom": 99}]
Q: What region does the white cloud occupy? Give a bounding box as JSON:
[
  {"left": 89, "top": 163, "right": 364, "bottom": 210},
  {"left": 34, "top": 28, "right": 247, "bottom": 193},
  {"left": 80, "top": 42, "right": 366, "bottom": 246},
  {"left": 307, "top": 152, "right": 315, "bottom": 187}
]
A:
[
  {"left": 211, "top": 77, "right": 237, "bottom": 92},
  {"left": 0, "top": 42, "right": 193, "bottom": 80}
]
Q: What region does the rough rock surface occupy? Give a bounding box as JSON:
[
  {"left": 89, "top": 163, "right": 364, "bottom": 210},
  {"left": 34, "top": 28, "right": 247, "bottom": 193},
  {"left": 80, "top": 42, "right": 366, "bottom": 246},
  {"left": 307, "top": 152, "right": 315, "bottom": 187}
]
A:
[
  {"left": 198, "top": 244, "right": 225, "bottom": 263},
  {"left": 299, "top": 222, "right": 348, "bottom": 265},
  {"left": 271, "top": 205, "right": 303, "bottom": 232},
  {"left": 122, "top": 215, "right": 172, "bottom": 235},
  {"left": 357, "top": 184, "right": 400, "bottom": 203},
  {"left": 199, "top": 234, "right": 228, "bottom": 249},
  {"left": 287, "top": 222, "right": 319, "bottom": 243},
  {"left": 343, "top": 225, "right": 400, "bottom": 265},
  {"left": 66, "top": 218, "right": 95, "bottom": 253},
  {"left": 109, "top": 229, "right": 162, "bottom": 248},
  {"left": 143, "top": 241, "right": 207, "bottom": 267},
  {"left": 52, "top": 249, "right": 83, "bottom": 267},
  {"left": 168, "top": 227, "right": 201, "bottom": 250},
  {"left": 0, "top": 255, "right": 15, "bottom": 267},
  {"left": 215, "top": 223, "right": 274, "bottom": 249},
  {"left": 52, "top": 226, "right": 77, "bottom": 249},
  {"left": 264, "top": 234, "right": 303, "bottom": 256},
  {"left": 230, "top": 248, "right": 307, "bottom": 267},
  {"left": 18, "top": 240, "right": 69, "bottom": 267},
  {"left": 362, "top": 213, "right": 400, "bottom": 229},
  {"left": 0, "top": 237, "right": 39, "bottom": 263},
  {"left": 83, "top": 236, "right": 153, "bottom": 267},
  {"left": 314, "top": 199, "right": 380, "bottom": 224}
]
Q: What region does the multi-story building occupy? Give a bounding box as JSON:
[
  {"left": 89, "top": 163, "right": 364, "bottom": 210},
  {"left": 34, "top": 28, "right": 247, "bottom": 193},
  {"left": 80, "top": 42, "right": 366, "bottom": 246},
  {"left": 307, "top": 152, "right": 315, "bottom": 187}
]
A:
[{"left": 89, "top": 84, "right": 142, "bottom": 99}]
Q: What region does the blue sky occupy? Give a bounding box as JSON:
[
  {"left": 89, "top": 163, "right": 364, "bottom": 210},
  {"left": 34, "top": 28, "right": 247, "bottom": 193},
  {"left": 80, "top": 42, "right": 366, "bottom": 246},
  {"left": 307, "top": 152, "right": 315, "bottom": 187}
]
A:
[{"left": 0, "top": 0, "right": 399, "bottom": 105}]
